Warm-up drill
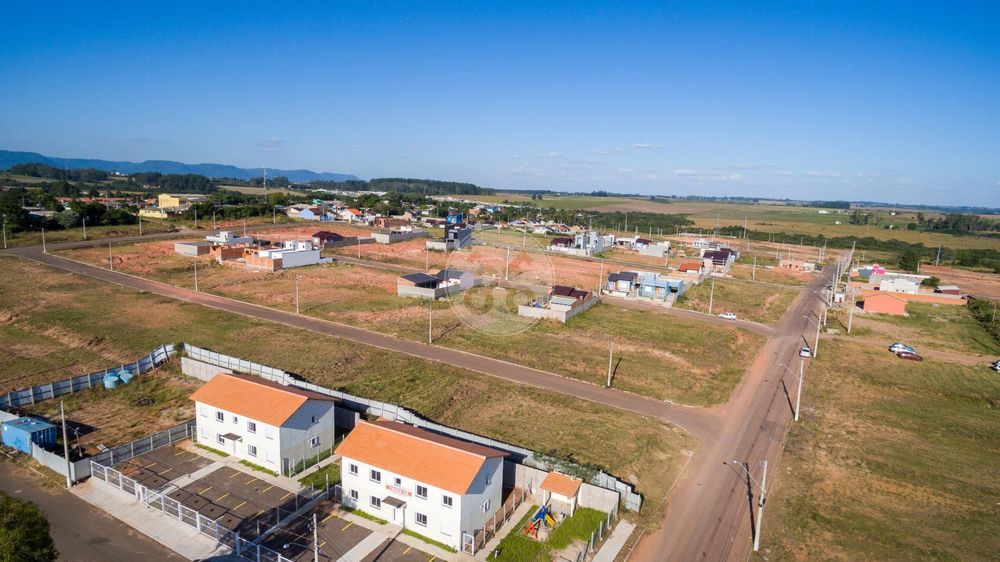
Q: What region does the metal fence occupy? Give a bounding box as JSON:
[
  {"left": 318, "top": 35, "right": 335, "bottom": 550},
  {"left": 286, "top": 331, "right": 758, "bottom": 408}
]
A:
[
  {"left": 90, "top": 461, "right": 298, "bottom": 562},
  {"left": 462, "top": 487, "right": 530, "bottom": 555},
  {"left": 565, "top": 505, "right": 619, "bottom": 562},
  {"left": 182, "top": 343, "right": 643, "bottom": 511},
  {"left": 0, "top": 344, "right": 176, "bottom": 410},
  {"left": 87, "top": 419, "right": 197, "bottom": 469}
]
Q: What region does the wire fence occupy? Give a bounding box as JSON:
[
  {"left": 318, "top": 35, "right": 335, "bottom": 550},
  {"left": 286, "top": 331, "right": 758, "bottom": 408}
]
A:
[{"left": 462, "top": 487, "right": 530, "bottom": 555}]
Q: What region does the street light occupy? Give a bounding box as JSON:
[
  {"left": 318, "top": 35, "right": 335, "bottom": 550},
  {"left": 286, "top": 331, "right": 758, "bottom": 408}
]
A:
[
  {"left": 779, "top": 361, "right": 805, "bottom": 422},
  {"left": 726, "top": 459, "right": 768, "bottom": 552}
]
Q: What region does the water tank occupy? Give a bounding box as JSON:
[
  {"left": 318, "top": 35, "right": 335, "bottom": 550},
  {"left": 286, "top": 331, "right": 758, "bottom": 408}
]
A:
[
  {"left": 117, "top": 369, "right": 135, "bottom": 384},
  {"left": 103, "top": 373, "right": 121, "bottom": 389}
]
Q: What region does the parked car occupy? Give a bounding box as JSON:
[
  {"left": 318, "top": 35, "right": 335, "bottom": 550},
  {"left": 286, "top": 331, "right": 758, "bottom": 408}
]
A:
[
  {"left": 719, "top": 312, "right": 738, "bottom": 320},
  {"left": 992, "top": 360, "right": 1000, "bottom": 372},
  {"left": 799, "top": 346, "right": 813, "bottom": 357},
  {"left": 895, "top": 351, "right": 924, "bottom": 361},
  {"left": 889, "top": 342, "right": 915, "bottom": 354}
]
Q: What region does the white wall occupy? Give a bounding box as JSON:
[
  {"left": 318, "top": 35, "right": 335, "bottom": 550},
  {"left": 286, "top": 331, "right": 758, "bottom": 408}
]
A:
[
  {"left": 196, "top": 403, "right": 283, "bottom": 472},
  {"left": 339, "top": 455, "right": 503, "bottom": 549},
  {"left": 278, "top": 401, "right": 337, "bottom": 473}
]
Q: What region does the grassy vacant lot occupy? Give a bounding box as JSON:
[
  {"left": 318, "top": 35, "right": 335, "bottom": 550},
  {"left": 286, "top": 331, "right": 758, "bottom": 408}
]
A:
[
  {"left": 22, "top": 360, "right": 197, "bottom": 455},
  {"left": 2, "top": 220, "right": 177, "bottom": 248},
  {"left": 759, "top": 339, "right": 1000, "bottom": 561},
  {"left": 676, "top": 277, "right": 800, "bottom": 323},
  {"left": 0, "top": 257, "right": 694, "bottom": 525},
  {"left": 57, "top": 242, "right": 762, "bottom": 405},
  {"left": 830, "top": 301, "right": 1000, "bottom": 357}
]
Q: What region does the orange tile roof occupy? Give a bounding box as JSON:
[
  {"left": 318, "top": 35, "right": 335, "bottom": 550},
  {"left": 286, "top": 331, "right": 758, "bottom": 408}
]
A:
[
  {"left": 540, "top": 471, "right": 582, "bottom": 498},
  {"left": 336, "top": 420, "right": 508, "bottom": 495},
  {"left": 188, "top": 373, "right": 336, "bottom": 427},
  {"left": 678, "top": 261, "right": 702, "bottom": 271}
]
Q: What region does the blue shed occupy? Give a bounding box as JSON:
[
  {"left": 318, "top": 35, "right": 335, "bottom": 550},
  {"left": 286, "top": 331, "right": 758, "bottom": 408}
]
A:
[{"left": 1, "top": 417, "right": 58, "bottom": 454}]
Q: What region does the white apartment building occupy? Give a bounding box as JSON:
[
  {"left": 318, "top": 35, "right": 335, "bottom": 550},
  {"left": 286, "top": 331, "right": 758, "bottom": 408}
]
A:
[
  {"left": 190, "top": 373, "right": 338, "bottom": 475},
  {"left": 336, "top": 420, "right": 507, "bottom": 550}
]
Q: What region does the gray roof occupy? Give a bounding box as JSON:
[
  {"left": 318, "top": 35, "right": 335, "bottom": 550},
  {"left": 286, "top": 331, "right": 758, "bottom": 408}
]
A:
[
  {"left": 436, "top": 269, "right": 469, "bottom": 281},
  {"left": 401, "top": 272, "right": 438, "bottom": 285}
]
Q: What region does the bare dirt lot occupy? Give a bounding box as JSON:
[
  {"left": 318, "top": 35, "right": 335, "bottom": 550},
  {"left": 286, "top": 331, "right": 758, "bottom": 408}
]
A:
[{"left": 920, "top": 265, "right": 1000, "bottom": 299}]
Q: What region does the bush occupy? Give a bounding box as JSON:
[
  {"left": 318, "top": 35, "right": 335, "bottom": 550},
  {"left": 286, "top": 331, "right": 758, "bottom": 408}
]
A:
[{"left": 0, "top": 491, "right": 58, "bottom": 562}]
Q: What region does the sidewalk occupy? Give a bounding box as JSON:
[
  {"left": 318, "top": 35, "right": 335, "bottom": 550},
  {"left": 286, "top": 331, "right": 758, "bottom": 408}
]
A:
[
  {"left": 591, "top": 520, "right": 636, "bottom": 562},
  {"left": 71, "top": 478, "right": 228, "bottom": 561}
]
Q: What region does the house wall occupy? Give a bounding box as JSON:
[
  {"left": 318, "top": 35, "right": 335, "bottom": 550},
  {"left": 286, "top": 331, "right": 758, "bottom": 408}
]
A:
[
  {"left": 397, "top": 283, "right": 467, "bottom": 300},
  {"left": 195, "top": 403, "right": 283, "bottom": 472},
  {"left": 275, "top": 249, "right": 322, "bottom": 269},
  {"left": 339, "top": 455, "right": 502, "bottom": 549},
  {"left": 517, "top": 297, "right": 597, "bottom": 323},
  {"left": 862, "top": 296, "right": 906, "bottom": 315},
  {"left": 174, "top": 242, "right": 210, "bottom": 257},
  {"left": 278, "top": 401, "right": 337, "bottom": 473}
]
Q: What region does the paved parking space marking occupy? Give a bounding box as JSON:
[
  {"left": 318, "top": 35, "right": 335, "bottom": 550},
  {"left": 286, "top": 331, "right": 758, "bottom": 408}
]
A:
[
  {"left": 280, "top": 492, "right": 292, "bottom": 501},
  {"left": 174, "top": 449, "right": 187, "bottom": 456},
  {"left": 198, "top": 485, "right": 213, "bottom": 495},
  {"left": 229, "top": 471, "right": 242, "bottom": 479},
  {"left": 403, "top": 546, "right": 412, "bottom": 555},
  {"left": 216, "top": 492, "right": 230, "bottom": 501},
  {"left": 233, "top": 500, "right": 247, "bottom": 511},
  {"left": 261, "top": 484, "right": 275, "bottom": 493},
  {"left": 321, "top": 512, "right": 336, "bottom": 524}
]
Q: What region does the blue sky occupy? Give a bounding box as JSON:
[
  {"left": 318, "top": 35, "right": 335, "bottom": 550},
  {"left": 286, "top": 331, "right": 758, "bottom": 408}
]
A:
[{"left": 2, "top": 1, "right": 998, "bottom": 206}]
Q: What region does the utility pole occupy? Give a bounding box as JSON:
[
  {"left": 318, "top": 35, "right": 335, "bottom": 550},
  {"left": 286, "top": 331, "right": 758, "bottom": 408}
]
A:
[
  {"left": 295, "top": 276, "right": 300, "bottom": 315},
  {"left": 425, "top": 247, "right": 429, "bottom": 270},
  {"left": 82, "top": 217, "right": 87, "bottom": 240},
  {"left": 795, "top": 361, "right": 803, "bottom": 422},
  {"left": 742, "top": 216, "right": 747, "bottom": 241},
  {"left": 243, "top": 218, "right": 247, "bottom": 237},
  {"left": 357, "top": 238, "right": 361, "bottom": 259},
  {"left": 138, "top": 214, "right": 142, "bottom": 235},
  {"left": 212, "top": 209, "right": 217, "bottom": 230},
  {"left": 273, "top": 207, "right": 277, "bottom": 224},
  {"left": 60, "top": 401, "right": 72, "bottom": 488},
  {"left": 598, "top": 259, "right": 604, "bottom": 292},
  {"left": 194, "top": 261, "right": 199, "bottom": 291},
  {"left": 42, "top": 228, "right": 46, "bottom": 253},
  {"left": 935, "top": 245, "right": 941, "bottom": 266},
  {"left": 606, "top": 337, "right": 613, "bottom": 387},
  {"left": 752, "top": 256, "right": 757, "bottom": 281},
  {"left": 2, "top": 220, "right": 6, "bottom": 249},
  {"left": 755, "top": 460, "right": 767, "bottom": 551},
  {"left": 312, "top": 512, "right": 319, "bottom": 562},
  {"left": 428, "top": 304, "right": 433, "bottom": 344},
  {"left": 847, "top": 288, "right": 855, "bottom": 333},
  {"left": 505, "top": 245, "right": 511, "bottom": 281},
  {"left": 108, "top": 242, "right": 113, "bottom": 270},
  {"left": 194, "top": 209, "right": 198, "bottom": 229},
  {"left": 708, "top": 277, "right": 715, "bottom": 315}
]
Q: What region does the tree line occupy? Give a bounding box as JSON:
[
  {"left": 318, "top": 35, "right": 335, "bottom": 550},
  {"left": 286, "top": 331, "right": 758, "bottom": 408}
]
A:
[{"left": 306, "top": 178, "right": 494, "bottom": 196}]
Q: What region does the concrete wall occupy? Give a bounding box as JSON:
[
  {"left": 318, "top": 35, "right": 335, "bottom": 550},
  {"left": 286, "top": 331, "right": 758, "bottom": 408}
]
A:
[
  {"left": 174, "top": 242, "right": 210, "bottom": 256},
  {"left": 180, "top": 357, "right": 232, "bottom": 382},
  {"left": 517, "top": 296, "right": 598, "bottom": 323},
  {"left": 373, "top": 230, "right": 422, "bottom": 244},
  {"left": 397, "top": 283, "right": 467, "bottom": 300},
  {"left": 504, "top": 461, "right": 620, "bottom": 513}
]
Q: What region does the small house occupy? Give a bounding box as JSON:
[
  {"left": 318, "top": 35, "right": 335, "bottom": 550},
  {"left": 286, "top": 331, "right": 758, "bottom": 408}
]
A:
[
  {"left": 397, "top": 269, "right": 476, "bottom": 300},
  {"left": 337, "top": 419, "right": 507, "bottom": 550},
  {"left": 677, "top": 261, "right": 702, "bottom": 274},
  {"left": 190, "top": 373, "right": 338, "bottom": 475},
  {"left": 606, "top": 271, "right": 639, "bottom": 294},
  {"left": 539, "top": 471, "right": 582, "bottom": 517},
  {"left": 936, "top": 284, "right": 961, "bottom": 296}
]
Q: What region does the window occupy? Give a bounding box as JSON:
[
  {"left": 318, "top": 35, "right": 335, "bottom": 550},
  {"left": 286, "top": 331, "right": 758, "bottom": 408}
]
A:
[
  {"left": 247, "top": 445, "right": 257, "bottom": 457},
  {"left": 350, "top": 489, "right": 358, "bottom": 501},
  {"left": 216, "top": 411, "right": 224, "bottom": 422},
  {"left": 232, "top": 415, "right": 238, "bottom": 424},
  {"left": 486, "top": 474, "right": 493, "bottom": 485},
  {"left": 442, "top": 495, "right": 453, "bottom": 508},
  {"left": 349, "top": 463, "right": 358, "bottom": 475},
  {"left": 310, "top": 436, "right": 319, "bottom": 447},
  {"left": 416, "top": 485, "right": 427, "bottom": 499},
  {"left": 247, "top": 421, "right": 257, "bottom": 434},
  {"left": 370, "top": 469, "right": 381, "bottom": 483},
  {"left": 415, "top": 513, "right": 427, "bottom": 527},
  {"left": 394, "top": 477, "right": 402, "bottom": 487},
  {"left": 310, "top": 415, "right": 317, "bottom": 424},
  {"left": 217, "top": 434, "right": 225, "bottom": 445},
  {"left": 482, "top": 499, "right": 491, "bottom": 514},
  {"left": 370, "top": 496, "right": 381, "bottom": 510}
]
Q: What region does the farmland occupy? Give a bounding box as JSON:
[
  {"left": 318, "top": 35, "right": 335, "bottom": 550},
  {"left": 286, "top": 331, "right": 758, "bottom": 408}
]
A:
[
  {"left": 759, "top": 339, "right": 1000, "bottom": 561},
  {"left": 0, "top": 256, "right": 694, "bottom": 524},
  {"left": 56, "top": 238, "right": 764, "bottom": 406}
]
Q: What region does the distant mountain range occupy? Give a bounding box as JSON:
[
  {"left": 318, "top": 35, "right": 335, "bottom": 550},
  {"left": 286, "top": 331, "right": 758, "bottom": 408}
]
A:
[{"left": 0, "top": 150, "right": 360, "bottom": 183}]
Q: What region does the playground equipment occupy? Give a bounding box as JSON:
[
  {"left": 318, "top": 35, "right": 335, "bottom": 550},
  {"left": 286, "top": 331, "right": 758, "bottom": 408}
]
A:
[{"left": 523, "top": 505, "right": 558, "bottom": 539}]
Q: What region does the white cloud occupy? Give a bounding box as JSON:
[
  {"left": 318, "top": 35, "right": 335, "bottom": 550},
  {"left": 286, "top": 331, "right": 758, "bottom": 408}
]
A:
[
  {"left": 804, "top": 170, "right": 842, "bottom": 178},
  {"left": 631, "top": 143, "right": 664, "bottom": 149},
  {"left": 672, "top": 168, "right": 742, "bottom": 181},
  {"left": 593, "top": 147, "right": 627, "bottom": 155}
]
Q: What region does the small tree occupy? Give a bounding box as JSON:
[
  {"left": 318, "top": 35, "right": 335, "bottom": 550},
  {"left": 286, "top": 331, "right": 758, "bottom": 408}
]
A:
[
  {"left": 921, "top": 276, "right": 940, "bottom": 288},
  {"left": 0, "top": 492, "right": 58, "bottom": 562},
  {"left": 898, "top": 249, "right": 920, "bottom": 273}
]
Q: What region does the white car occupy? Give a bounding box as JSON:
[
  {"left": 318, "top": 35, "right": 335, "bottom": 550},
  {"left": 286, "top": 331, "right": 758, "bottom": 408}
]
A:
[
  {"left": 799, "top": 346, "right": 812, "bottom": 357},
  {"left": 719, "top": 312, "right": 738, "bottom": 320}
]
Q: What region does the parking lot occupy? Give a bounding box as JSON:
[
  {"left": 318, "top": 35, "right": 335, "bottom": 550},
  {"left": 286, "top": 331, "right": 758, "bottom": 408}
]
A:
[
  {"left": 169, "top": 465, "right": 303, "bottom": 537},
  {"left": 116, "top": 445, "right": 213, "bottom": 491},
  {"left": 258, "top": 499, "right": 435, "bottom": 562}
]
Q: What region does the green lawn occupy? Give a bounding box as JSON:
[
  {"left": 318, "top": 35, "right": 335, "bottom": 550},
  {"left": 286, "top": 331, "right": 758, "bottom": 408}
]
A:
[
  {"left": 839, "top": 301, "right": 1000, "bottom": 356},
  {"left": 759, "top": 339, "right": 1000, "bottom": 561},
  {"left": 676, "top": 277, "right": 800, "bottom": 323},
  {"left": 489, "top": 506, "right": 609, "bottom": 561},
  {"left": 298, "top": 463, "right": 340, "bottom": 490}
]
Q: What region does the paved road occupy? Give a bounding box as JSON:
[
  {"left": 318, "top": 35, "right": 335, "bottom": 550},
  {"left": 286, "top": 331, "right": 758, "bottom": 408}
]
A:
[
  {"left": 631, "top": 263, "right": 835, "bottom": 561},
  {"left": 0, "top": 461, "right": 183, "bottom": 562}
]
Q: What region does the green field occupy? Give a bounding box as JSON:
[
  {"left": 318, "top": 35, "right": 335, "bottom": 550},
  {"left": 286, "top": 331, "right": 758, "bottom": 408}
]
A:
[
  {"left": 759, "top": 339, "right": 1000, "bottom": 561},
  {"left": 0, "top": 256, "right": 694, "bottom": 525},
  {"left": 676, "top": 277, "right": 800, "bottom": 323},
  {"left": 1, "top": 220, "right": 177, "bottom": 248}
]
